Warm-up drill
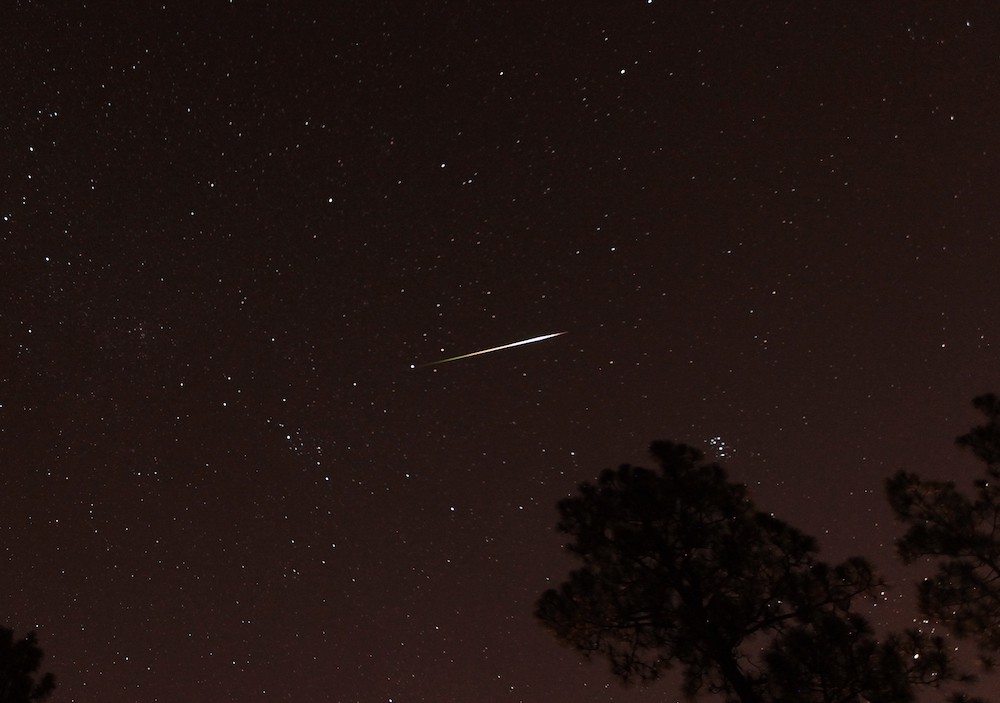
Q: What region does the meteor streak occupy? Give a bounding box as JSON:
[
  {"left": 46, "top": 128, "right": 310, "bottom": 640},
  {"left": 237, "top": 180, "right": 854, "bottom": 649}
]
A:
[{"left": 411, "top": 332, "right": 566, "bottom": 368}]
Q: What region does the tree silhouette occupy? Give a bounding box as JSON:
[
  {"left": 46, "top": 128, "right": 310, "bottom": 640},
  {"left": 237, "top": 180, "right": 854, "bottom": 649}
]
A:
[
  {"left": 887, "top": 393, "right": 1000, "bottom": 656},
  {"left": 536, "top": 441, "right": 978, "bottom": 703},
  {"left": 0, "top": 627, "right": 55, "bottom": 703}
]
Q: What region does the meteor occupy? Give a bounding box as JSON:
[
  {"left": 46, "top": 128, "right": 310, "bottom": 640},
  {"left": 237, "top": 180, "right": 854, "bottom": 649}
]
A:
[{"left": 411, "top": 332, "right": 566, "bottom": 369}]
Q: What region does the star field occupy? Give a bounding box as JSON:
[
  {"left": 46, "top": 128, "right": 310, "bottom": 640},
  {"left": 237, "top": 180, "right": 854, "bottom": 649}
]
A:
[{"left": 3, "top": 3, "right": 1000, "bottom": 702}]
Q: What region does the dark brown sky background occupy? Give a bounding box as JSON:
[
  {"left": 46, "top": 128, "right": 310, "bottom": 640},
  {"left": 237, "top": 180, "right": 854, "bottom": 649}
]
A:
[{"left": 3, "top": 2, "right": 999, "bottom": 701}]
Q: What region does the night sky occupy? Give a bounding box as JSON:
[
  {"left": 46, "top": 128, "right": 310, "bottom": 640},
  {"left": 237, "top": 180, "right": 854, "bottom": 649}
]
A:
[{"left": 4, "top": 3, "right": 1000, "bottom": 702}]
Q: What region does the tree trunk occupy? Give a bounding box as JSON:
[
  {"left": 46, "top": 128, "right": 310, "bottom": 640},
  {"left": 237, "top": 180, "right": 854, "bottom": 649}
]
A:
[{"left": 713, "top": 644, "right": 761, "bottom": 703}]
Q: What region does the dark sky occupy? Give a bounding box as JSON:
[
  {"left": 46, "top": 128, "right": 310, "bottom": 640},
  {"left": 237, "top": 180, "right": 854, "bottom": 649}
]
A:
[{"left": 3, "top": 2, "right": 999, "bottom": 702}]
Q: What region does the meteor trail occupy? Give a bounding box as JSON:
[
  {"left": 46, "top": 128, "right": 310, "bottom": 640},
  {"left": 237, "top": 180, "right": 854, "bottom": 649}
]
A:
[{"left": 411, "top": 332, "right": 566, "bottom": 369}]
